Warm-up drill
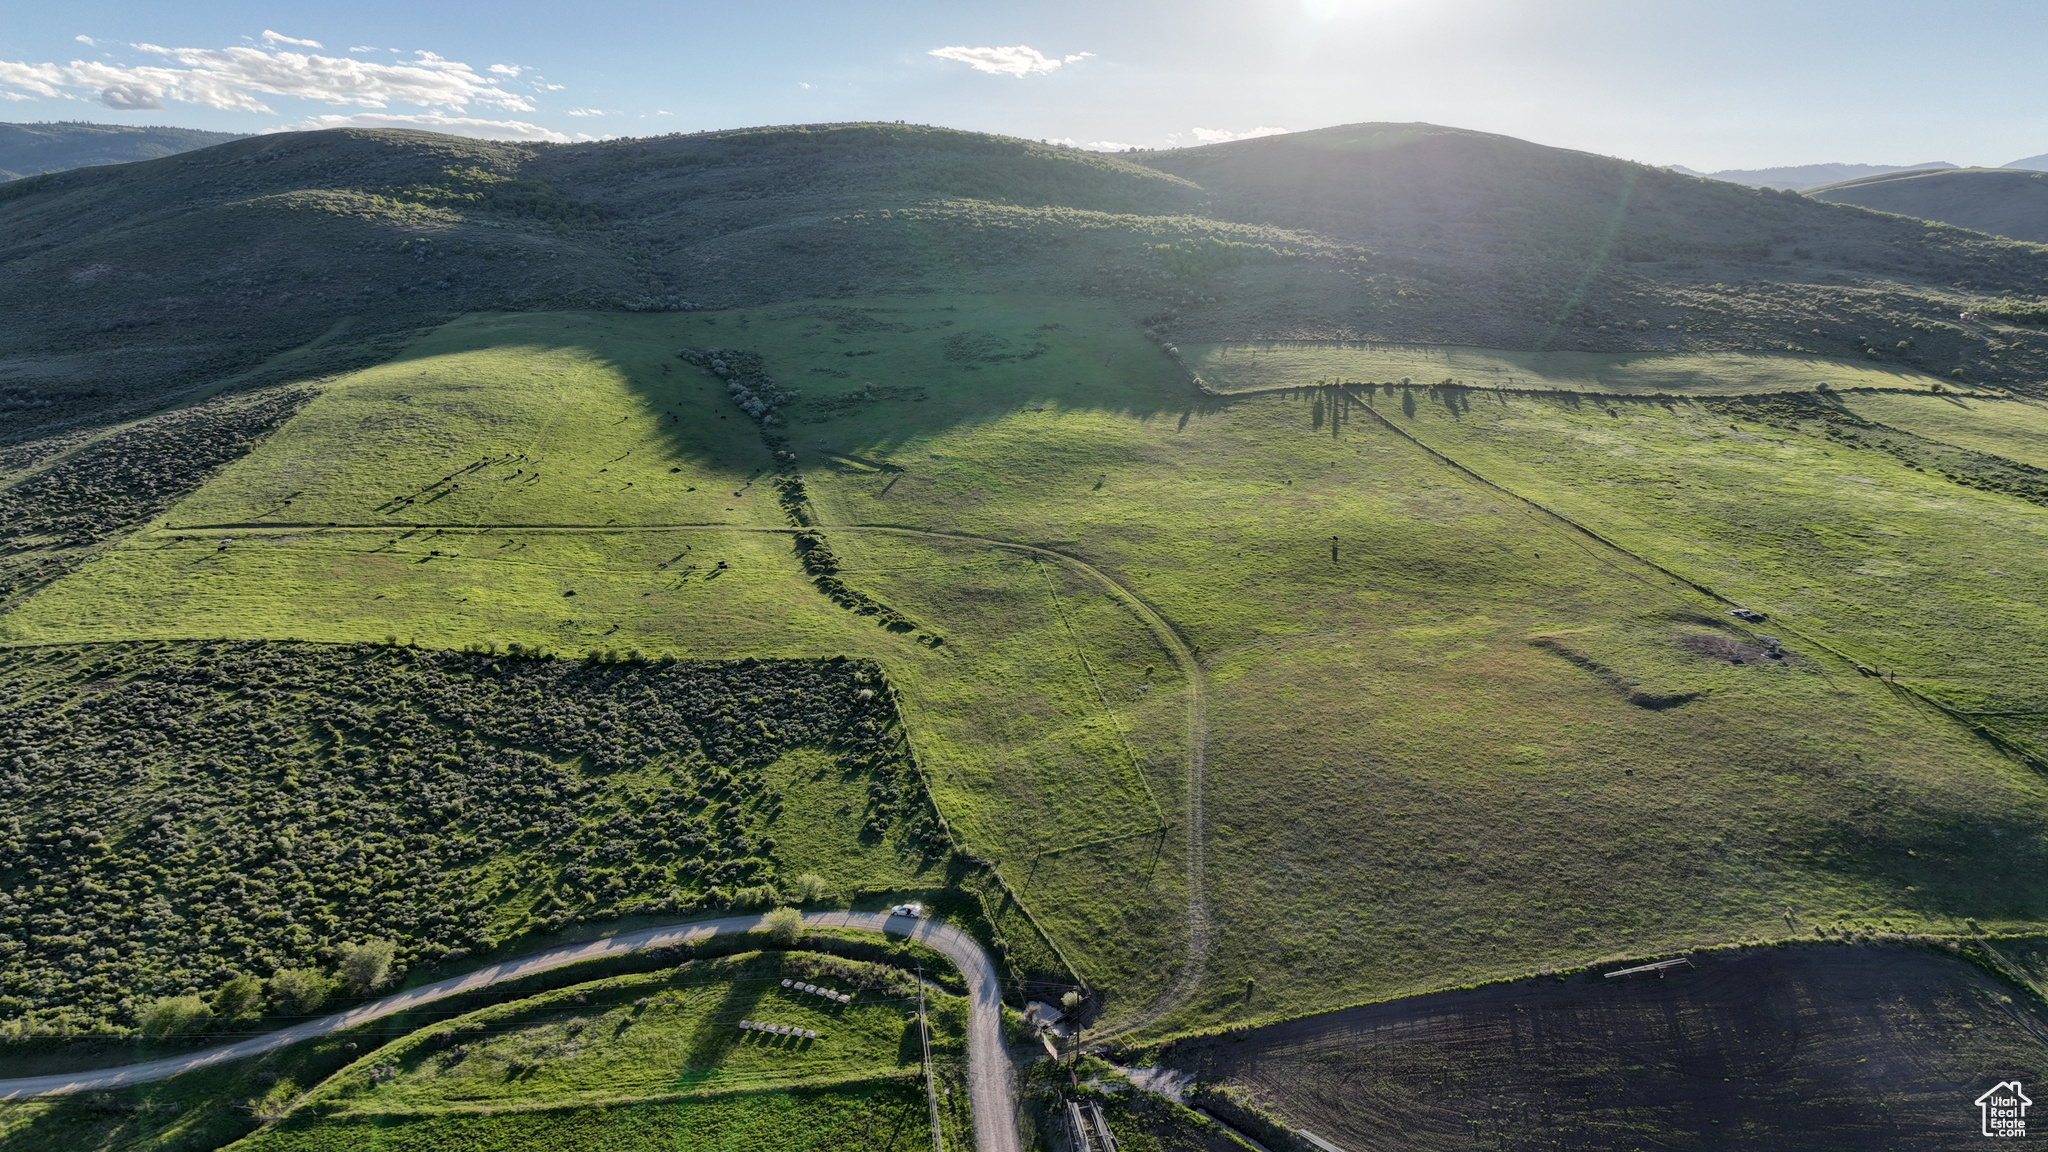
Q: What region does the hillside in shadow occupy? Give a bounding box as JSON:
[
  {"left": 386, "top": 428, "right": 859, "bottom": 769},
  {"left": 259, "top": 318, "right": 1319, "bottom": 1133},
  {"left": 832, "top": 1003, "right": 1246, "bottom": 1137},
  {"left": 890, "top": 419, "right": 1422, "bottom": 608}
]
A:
[{"left": 3, "top": 121, "right": 2045, "bottom": 447}]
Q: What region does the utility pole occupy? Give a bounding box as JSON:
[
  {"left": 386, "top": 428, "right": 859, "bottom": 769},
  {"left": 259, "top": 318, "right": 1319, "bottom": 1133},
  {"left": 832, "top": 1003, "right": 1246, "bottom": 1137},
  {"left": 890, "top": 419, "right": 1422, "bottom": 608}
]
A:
[{"left": 916, "top": 966, "right": 943, "bottom": 1152}]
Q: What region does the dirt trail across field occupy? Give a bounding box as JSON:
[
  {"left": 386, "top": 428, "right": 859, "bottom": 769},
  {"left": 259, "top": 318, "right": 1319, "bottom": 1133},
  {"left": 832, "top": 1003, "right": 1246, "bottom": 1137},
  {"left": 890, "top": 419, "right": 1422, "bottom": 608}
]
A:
[
  {"left": 0, "top": 910, "right": 1021, "bottom": 1152},
  {"left": 165, "top": 519, "right": 1219, "bottom": 1036},
  {"left": 833, "top": 526, "right": 1211, "bottom": 1037}
]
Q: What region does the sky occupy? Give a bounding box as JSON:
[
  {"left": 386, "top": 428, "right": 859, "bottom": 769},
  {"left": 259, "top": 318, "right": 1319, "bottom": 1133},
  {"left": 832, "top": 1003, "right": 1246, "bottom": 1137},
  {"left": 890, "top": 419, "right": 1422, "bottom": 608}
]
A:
[{"left": 3, "top": 0, "right": 2046, "bottom": 170}]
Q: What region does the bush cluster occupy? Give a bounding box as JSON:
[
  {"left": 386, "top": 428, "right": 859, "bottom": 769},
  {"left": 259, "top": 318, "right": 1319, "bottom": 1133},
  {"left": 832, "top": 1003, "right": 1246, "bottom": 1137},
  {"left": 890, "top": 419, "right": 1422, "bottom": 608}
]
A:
[
  {"left": 0, "top": 641, "right": 940, "bottom": 1039},
  {"left": 0, "top": 389, "right": 313, "bottom": 553},
  {"left": 773, "top": 473, "right": 813, "bottom": 527},
  {"left": 677, "top": 347, "right": 801, "bottom": 425},
  {"left": 790, "top": 531, "right": 933, "bottom": 644},
  {"left": 801, "top": 382, "right": 930, "bottom": 421},
  {"left": 1980, "top": 299, "right": 2048, "bottom": 326},
  {"left": 383, "top": 166, "right": 605, "bottom": 227}
]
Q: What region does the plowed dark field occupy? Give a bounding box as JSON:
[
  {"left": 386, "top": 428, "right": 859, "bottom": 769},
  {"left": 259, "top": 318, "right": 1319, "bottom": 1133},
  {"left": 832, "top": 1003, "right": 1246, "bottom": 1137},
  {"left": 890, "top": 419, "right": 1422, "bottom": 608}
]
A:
[{"left": 1164, "top": 943, "right": 2047, "bottom": 1150}]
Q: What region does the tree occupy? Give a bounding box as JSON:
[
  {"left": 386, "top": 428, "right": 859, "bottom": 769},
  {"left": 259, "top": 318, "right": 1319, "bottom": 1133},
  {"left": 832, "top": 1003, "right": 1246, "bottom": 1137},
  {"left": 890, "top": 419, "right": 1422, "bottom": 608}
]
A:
[
  {"left": 269, "top": 968, "right": 332, "bottom": 1016},
  {"left": 1060, "top": 990, "right": 1083, "bottom": 1017},
  {"left": 137, "top": 995, "right": 212, "bottom": 1041},
  {"left": 213, "top": 973, "right": 264, "bottom": 1021},
  {"left": 763, "top": 906, "right": 803, "bottom": 945},
  {"left": 337, "top": 939, "right": 397, "bottom": 995},
  {"left": 793, "top": 873, "right": 831, "bottom": 904}
]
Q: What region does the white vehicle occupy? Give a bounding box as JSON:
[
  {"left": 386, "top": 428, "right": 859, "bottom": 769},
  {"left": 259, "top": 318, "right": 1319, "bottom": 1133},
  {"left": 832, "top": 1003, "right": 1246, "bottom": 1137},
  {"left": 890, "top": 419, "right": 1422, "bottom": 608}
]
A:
[{"left": 888, "top": 902, "right": 926, "bottom": 919}]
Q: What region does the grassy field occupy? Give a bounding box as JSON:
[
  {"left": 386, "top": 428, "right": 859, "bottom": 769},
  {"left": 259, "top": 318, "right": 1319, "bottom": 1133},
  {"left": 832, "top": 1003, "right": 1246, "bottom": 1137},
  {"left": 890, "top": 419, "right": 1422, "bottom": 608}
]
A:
[
  {"left": 234, "top": 950, "right": 969, "bottom": 1152},
  {"left": 1841, "top": 391, "right": 2048, "bottom": 470},
  {"left": 0, "top": 300, "right": 1189, "bottom": 1013},
  {"left": 1376, "top": 385, "right": 2048, "bottom": 718},
  {"left": 1182, "top": 340, "right": 1950, "bottom": 396},
  {"left": 252, "top": 950, "right": 962, "bottom": 1114},
  {"left": 0, "top": 948, "right": 965, "bottom": 1152},
  {"left": 234, "top": 1082, "right": 940, "bottom": 1152},
  {"left": 11, "top": 297, "right": 2048, "bottom": 1048}
]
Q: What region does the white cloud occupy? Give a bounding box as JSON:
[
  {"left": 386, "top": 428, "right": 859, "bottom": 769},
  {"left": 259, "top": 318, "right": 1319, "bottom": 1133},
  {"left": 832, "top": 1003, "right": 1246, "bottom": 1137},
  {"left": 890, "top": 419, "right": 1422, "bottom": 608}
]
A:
[
  {"left": 0, "top": 61, "right": 66, "bottom": 99},
  {"left": 277, "top": 111, "right": 570, "bottom": 142},
  {"left": 97, "top": 81, "right": 162, "bottom": 109},
  {"left": 1191, "top": 125, "right": 1290, "bottom": 144},
  {"left": 74, "top": 35, "right": 94, "bottom": 46},
  {"left": 928, "top": 45, "right": 1091, "bottom": 78},
  {"left": 348, "top": 46, "right": 378, "bottom": 54},
  {"left": 488, "top": 63, "right": 521, "bottom": 76},
  {"left": 261, "top": 30, "right": 324, "bottom": 49},
  {"left": 0, "top": 41, "right": 535, "bottom": 114},
  {"left": 1051, "top": 137, "right": 1136, "bottom": 152},
  {"left": 565, "top": 106, "right": 602, "bottom": 117},
  {"left": 0, "top": 90, "right": 31, "bottom": 102}
]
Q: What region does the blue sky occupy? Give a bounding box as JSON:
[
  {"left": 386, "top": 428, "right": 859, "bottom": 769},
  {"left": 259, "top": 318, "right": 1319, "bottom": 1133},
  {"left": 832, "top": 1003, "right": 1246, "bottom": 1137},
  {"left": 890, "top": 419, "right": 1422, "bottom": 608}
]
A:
[{"left": 4, "top": 0, "right": 2045, "bottom": 169}]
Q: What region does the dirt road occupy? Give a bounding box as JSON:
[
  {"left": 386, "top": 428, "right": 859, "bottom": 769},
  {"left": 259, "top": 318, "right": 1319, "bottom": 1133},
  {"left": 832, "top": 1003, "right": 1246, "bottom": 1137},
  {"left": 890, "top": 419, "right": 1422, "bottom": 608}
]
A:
[{"left": 0, "top": 909, "right": 1020, "bottom": 1152}]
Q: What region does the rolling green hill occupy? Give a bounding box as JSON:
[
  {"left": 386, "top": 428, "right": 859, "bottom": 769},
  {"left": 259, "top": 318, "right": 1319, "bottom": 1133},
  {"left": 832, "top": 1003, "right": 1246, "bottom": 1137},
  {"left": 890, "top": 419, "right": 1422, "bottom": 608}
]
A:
[
  {"left": 0, "top": 122, "right": 246, "bottom": 183},
  {"left": 12, "top": 300, "right": 2048, "bottom": 1043},
  {"left": 5, "top": 121, "right": 2047, "bottom": 452},
  {"left": 1811, "top": 166, "right": 2048, "bottom": 244},
  {"left": 7, "top": 120, "right": 2048, "bottom": 1149}
]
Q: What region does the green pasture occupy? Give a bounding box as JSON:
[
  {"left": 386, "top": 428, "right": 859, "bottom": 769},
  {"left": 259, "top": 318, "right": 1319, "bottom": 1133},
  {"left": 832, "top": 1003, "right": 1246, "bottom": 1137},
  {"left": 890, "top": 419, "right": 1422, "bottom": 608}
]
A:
[
  {"left": 1183, "top": 340, "right": 1948, "bottom": 396},
  {"left": 1377, "top": 385, "right": 2048, "bottom": 716},
  {"left": 1, "top": 300, "right": 1190, "bottom": 1012},
  {"left": 12, "top": 297, "right": 2048, "bottom": 1041},
  {"left": 262, "top": 952, "right": 958, "bottom": 1120},
  {"left": 1842, "top": 391, "right": 2048, "bottom": 470},
  {"left": 230, "top": 1082, "right": 938, "bottom": 1152},
  {"left": 0, "top": 951, "right": 962, "bottom": 1152},
  {"left": 232, "top": 951, "right": 970, "bottom": 1152},
  {"left": 169, "top": 311, "right": 786, "bottom": 531},
  {"left": 790, "top": 348, "right": 2048, "bottom": 1030}
]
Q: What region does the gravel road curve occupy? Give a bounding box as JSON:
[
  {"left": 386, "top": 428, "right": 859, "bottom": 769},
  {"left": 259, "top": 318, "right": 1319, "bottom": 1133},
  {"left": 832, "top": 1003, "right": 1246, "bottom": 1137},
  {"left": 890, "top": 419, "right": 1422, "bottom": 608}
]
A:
[{"left": 0, "top": 910, "right": 1019, "bottom": 1152}]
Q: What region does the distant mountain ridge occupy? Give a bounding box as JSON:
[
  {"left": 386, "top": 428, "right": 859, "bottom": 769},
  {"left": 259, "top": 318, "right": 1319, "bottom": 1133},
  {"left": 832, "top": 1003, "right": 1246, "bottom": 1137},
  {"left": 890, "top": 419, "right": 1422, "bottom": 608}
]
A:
[
  {"left": 1811, "top": 167, "right": 2048, "bottom": 244},
  {"left": 0, "top": 121, "right": 248, "bottom": 182},
  {"left": 4, "top": 121, "right": 2047, "bottom": 441},
  {"left": 1671, "top": 161, "right": 1958, "bottom": 192}
]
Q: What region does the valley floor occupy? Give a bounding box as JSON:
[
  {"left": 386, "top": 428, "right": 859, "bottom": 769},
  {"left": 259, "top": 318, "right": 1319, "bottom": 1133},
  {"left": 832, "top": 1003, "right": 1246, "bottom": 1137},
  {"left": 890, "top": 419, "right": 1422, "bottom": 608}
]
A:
[{"left": 4, "top": 298, "right": 2047, "bottom": 1148}]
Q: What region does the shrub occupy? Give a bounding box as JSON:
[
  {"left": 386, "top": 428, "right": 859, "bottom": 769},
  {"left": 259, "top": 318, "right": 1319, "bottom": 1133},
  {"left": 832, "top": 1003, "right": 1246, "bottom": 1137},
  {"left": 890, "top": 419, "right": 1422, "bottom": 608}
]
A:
[
  {"left": 1982, "top": 299, "right": 2048, "bottom": 326},
  {"left": 764, "top": 906, "right": 804, "bottom": 945},
  {"left": 212, "top": 974, "right": 264, "bottom": 1021},
  {"left": 269, "top": 968, "right": 332, "bottom": 1017},
  {"left": 0, "top": 642, "right": 945, "bottom": 1035},
  {"left": 794, "top": 872, "right": 832, "bottom": 903},
  {"left": 731, "top": 883, "right": 782, "bottom": 909},
  {"left": 337, "top": 940, "right": 397, "bottom": 995},
  {"left": 136, "top": 995, "right": 212, "bottom": 1041}
]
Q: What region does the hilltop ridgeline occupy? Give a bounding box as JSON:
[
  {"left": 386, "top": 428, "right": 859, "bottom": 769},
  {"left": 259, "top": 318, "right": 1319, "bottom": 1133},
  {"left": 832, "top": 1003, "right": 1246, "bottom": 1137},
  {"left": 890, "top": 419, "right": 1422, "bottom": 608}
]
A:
[
  {"left": 2, "top": 121, "right": 2045, "bottom": 441},
  {"left": 1810, "top": 166, "right": 2048, "bottom": 245},
  {"left": 0, "top": 121, "right": 247, "bottom": 183}
]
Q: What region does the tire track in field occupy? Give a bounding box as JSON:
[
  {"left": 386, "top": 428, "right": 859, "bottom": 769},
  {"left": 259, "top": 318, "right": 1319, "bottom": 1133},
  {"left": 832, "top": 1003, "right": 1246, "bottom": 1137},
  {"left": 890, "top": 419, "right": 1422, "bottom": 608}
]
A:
[{"left": 825, "top": 525, "right": 1210, "bottom": 1038}]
